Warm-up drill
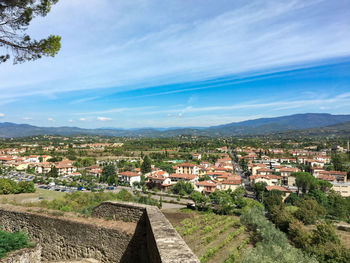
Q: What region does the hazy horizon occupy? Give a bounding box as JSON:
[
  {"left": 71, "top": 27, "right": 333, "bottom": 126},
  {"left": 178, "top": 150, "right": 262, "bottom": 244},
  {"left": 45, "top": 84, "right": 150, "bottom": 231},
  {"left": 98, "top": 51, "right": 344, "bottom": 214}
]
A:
[{"left": 1, "top": 0, "right": 350, "bottom": 128}]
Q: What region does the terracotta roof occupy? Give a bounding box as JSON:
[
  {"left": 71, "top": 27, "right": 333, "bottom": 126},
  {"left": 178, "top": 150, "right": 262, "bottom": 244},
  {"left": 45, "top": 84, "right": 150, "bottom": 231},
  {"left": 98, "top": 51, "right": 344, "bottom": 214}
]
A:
[
  {"left": 169, "top": 173, "right": 196, "bottom": 180},
  {"left": 318, "top": 174, "right": 336, "bottom": 181},
  {"left": 280, "top": 168, "right": 299, "bottom": 172},
  {"left": 221, "top": 176, "right": 241, "bottom": 185},
  {"left": 250, "top": 174, "right": 281, "bottom": 180},
  {"left": 257, "top": 168, "right": 273, "bottom": 172},
  {"left": 196, "top": 180, "right": 218, "bottom": 187},
  {"left": 120, "top": 171, "right": 139, "bottom": 177},
  {"left": 266, "top": 185, "right": 290, "bottom": 192}
]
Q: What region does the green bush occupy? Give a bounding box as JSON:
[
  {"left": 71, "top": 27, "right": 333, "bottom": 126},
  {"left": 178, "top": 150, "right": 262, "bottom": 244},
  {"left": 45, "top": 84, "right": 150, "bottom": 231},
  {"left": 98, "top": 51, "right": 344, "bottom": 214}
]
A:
[
  {"left": 0, "top": 228, "right": 31, "bottom": 258},
  {"left": 0, "top": 179, "right": 35, "bottom": 195},
  {"left": 240, "top": 207, "right": 317, "bottom": 263}
]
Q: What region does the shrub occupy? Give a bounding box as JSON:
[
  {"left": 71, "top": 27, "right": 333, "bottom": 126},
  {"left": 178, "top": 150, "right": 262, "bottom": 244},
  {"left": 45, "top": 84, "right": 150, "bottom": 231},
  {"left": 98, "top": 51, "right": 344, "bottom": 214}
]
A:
[{"left": 0, "top": 228, "right": 31, "bottom": 258}]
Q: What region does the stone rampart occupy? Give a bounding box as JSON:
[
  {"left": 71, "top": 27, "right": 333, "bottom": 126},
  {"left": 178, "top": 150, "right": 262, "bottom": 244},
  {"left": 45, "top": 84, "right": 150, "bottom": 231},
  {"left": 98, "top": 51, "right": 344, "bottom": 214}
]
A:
[{"left": 0, "top": 202, "right": 199, "bottom": 263}]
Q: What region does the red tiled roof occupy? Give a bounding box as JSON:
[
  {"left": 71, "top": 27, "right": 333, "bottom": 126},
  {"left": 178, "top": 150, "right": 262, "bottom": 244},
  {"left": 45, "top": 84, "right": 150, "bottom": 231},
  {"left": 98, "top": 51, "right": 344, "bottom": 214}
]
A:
[
  {"left": 120, "top": 171, "right": 139, "bottom": 177},
  {"left": 195, "top": 180, "right": 218, "bottom": 187},
  {"left": 169, "top": 173, "right": 196, "bottom": 180},
  {"left": 266, "top": 185, "right": 290, "bottom": 192}
]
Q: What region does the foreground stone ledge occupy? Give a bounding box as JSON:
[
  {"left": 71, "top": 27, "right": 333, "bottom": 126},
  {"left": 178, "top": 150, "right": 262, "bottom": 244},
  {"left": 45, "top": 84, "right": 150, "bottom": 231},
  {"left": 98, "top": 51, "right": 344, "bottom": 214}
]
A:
[
  {"left": 93, "top": 201, "right": 200, "bottom": 263},
  {"left": 0, "top": 243, "right": 41, "bottom": 263},
  {"left": 0, "top": 202, "right": 199, "bottom": 263}
]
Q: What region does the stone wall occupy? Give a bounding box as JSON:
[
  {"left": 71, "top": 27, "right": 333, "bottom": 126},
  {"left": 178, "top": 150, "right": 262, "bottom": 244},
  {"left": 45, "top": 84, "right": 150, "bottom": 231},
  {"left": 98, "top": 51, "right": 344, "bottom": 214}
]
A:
[
  {"left": 93, "top": 201, "right": 200, "bottom": 263},
  {"left": 0, "top": 243, "right": 41, "bottom": 263},
  {"left": 0, "top": 205, "right": 141, "bottom": 263},
  {"left": 0, "top": 202, "right": 199, "bottom": 263}
]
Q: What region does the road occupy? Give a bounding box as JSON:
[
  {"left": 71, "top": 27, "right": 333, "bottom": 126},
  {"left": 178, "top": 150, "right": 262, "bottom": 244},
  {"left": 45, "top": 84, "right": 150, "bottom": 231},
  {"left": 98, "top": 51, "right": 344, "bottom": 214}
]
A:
[{"left": 229, "top": 148, "right": 254, "bottom": 196}]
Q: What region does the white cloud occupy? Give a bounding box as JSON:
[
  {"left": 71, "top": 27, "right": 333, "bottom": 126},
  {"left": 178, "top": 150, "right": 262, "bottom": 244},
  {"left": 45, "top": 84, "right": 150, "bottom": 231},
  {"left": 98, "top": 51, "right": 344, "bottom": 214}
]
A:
[
  {"left": 79, "top": 118, "right": 86, "bottom": 121},
  {"left": 22, "top": 117, "right": 33, "bottom": 120},
  {"left": 68, "top": 119, "right": 73, "bottom": 123},
  {"left": 97, "top": 116, "right": 112, "bottom": 121},
  {"left": 48, "top": 118, "right": 54, "bottom": 121},
  {"left": 0, "top": 0, "right": 349, "bottom": 100},
  {"left": 0, "top": 113, "right": 4, "bottom": 117}
]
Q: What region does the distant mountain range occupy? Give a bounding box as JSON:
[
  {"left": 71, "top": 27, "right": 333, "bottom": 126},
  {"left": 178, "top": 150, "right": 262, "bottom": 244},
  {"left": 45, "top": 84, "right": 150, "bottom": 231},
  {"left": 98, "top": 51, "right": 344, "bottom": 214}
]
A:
[{"left": 1, "top": 113, "right": 350, "bottom": 138}]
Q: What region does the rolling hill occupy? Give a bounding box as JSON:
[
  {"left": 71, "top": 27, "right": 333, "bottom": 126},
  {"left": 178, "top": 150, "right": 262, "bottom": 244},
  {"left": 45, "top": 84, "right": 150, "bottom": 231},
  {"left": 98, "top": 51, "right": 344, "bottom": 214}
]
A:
[{"left": 0, "top": 113, "right": 350, "bottom": 138}]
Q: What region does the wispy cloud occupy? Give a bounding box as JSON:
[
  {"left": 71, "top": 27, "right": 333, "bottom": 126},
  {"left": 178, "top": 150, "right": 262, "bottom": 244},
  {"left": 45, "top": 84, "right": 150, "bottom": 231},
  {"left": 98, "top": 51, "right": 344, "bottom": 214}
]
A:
[
  {"left": 0, "top": 113, "right": 4, "bottom": 118},
  {"left": 97, "top": 117, "right": 112, "bottom": 121},
  {"left": 0, "top": 0, "right": 349, "bottom": 100}
]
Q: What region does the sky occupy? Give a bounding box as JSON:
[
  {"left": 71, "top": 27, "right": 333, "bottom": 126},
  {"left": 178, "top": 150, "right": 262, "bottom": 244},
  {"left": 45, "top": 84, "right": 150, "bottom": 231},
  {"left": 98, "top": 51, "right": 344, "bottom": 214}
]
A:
[{"left": 0, "top": 0, "right": 350, "bottom": 128}]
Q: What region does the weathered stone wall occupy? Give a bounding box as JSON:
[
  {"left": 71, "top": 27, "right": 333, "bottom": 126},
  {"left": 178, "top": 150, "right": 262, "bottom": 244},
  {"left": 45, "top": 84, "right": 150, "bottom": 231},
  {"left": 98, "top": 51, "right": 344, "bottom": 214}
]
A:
[
  {"left": 93, "top": 201, "right": 200, "bottom": 263},
  {"left": 0, "top": 205, "right": 141, "bottom": 263},
  {"left": 92, "top": 202, "right": 146, "bottom": 223},
  {"left": 0, "top": 202, "right": 199, "bottom": 263},
  {"left": 0, "top": 243, "right": 41, "bottom": 263}
]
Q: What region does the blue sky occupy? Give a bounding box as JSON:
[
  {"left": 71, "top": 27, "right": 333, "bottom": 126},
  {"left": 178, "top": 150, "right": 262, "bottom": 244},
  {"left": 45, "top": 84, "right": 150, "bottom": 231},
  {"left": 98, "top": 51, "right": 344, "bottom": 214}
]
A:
[{"left": 0, "top": 0, "right": 350, "bottom": 128}]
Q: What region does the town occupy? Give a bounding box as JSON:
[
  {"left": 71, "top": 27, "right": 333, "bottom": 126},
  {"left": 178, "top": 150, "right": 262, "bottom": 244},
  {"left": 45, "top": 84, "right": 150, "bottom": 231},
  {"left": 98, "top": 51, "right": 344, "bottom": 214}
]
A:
[{"left": 0, "top": 136, "right": 349, "bottom": 199}]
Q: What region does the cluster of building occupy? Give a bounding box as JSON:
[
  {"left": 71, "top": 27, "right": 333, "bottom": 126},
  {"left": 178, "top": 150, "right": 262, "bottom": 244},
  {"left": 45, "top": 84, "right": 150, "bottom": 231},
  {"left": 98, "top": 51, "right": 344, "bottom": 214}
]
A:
[
  {"left": 0, "top": 153, "right": 79, "bottom": 177},
  {"left": 145, "top": 153, "right": 242, "bottom": 194},
  {"left": 235, "top": 146, "right": 349, "bottom": 197}
]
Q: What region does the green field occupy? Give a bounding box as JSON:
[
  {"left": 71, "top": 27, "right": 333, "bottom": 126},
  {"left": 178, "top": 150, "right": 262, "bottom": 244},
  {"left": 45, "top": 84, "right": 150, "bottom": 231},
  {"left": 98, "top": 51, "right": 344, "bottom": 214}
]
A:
[{"left": 0, "top": 188, "right": 65, "bottom": 205}]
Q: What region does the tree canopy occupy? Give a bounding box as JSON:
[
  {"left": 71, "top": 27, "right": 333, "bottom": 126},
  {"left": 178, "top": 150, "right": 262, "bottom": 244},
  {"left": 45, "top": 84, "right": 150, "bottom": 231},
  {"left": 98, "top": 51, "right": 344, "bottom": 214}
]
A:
[{"left": 0, "top": 0, "right": 61, "bottom": 63}]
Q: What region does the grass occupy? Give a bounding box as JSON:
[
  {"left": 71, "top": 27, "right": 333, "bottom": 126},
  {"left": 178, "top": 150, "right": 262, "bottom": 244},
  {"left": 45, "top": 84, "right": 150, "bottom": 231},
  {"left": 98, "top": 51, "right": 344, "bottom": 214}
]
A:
[
  {"left": 0, "top": 189, "right": 65, "bottom": 205},
  {"left": 163, "top": 209, "right": 251, "bottom": 263}
]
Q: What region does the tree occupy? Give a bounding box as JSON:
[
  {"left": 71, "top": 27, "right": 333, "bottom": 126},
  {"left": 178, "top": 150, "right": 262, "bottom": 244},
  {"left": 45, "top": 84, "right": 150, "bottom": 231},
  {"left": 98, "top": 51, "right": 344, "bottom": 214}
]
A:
[
  {"left": 209, "top": 190, "right": 235, "bottom": 214},
  {"left": 294, "top": 172, "right": 318, "bottom": 195},
  {"left": 264, "top": 190, "right": 283, "bottom": 212},
  {"left": 48, "top": 166, "right": 58, "bottom": 178},
  {"left": 171, "top": 181, "right": 193, "bottom": 196},
  {"left": 100, "top": 164, "right": 116, "bottom": 184},
  {"left": 253, "top": 182, "right": 267, "bottom": 202},
  {"left": 318, "top": 180, "right": 333, "bottom": 193},
  {"left": 0, "top": 0, "right": 61, "bottom": 64},
  {"left": 190, "top": 191, "right": 209, "bottom": 211},
  {"left": 294, "top": 198, "right": 325, "bottom": 225},
  {"left": 18, "top": 181, "right": 35, "bottom": 193},
  {"left": 141, "top": 155, "right": 152, "bottom": 174}
]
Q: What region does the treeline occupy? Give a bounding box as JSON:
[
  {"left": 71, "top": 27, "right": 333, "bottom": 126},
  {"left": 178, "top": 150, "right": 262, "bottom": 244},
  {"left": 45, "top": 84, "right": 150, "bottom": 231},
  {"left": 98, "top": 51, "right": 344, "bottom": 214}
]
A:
[
  {"left": 255, "top": 174, "right": 350, "bottom": 262},
  {"left": 0, "top": 179, "right": 35, "bottom": 195}
]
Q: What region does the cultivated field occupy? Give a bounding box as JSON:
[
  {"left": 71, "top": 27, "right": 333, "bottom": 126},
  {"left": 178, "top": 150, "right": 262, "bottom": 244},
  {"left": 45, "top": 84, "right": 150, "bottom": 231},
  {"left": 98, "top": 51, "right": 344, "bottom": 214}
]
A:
[{"left": 163, "top": 209, "right": 251, "bottom": 263}]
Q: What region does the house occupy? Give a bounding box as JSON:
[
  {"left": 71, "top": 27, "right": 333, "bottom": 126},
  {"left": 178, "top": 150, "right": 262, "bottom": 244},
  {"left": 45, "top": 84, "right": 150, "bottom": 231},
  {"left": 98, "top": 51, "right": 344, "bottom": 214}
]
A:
[
  {"left": 256, "top": 168, "right": 273, "bottom": 176},
  {"left": 310, "top": 167, "right": 325, "bottom": 177},
  {"left": 305, "top": 159, "right": 325, "bottom": 168},
  {"left": 219, "top": 176, "right": 242, "bottom": 191},
  {"left": 331, "top": 182, "right": 350, "bottom": 197},
  {"left": 280, "top": 167, "right": 299, "bottom": 186},
  {"left": 175, "top": 163, "right": 199, "bottom": 175},
  {"left": 317, "top": 173, "right": 336, "bottom": 182},
  {"left": 192, "top": 154, "right": 202, "bottom": 160},
  {"left": 323, "top": 171, "right": 347, "bottom": 182},
  {"left": 34, "top": 162, "right": 52, "bottom": 174},
  {"left": 249, "top": 174, "right": 281, "bottom": 186},
  {"left": 146, "top": 170, "right": 171, "bottom": 190},
  {"left": 265, "top": 185, "right": 291, "bottom": 201},
  {"left": 169, "top": 173, "right": 197, "bottom": 183},
  {"left": 55, "top": 163, "right": 77, "bottom": 176},
  {"left": 195, "top": 180, "right": 218, "bottom": 194},
  {"left": 88, "top": 168, "right": 102, "bottom": 177},
  {"left": 119, "top": 171, "right": 141, "bottom": 186}
]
